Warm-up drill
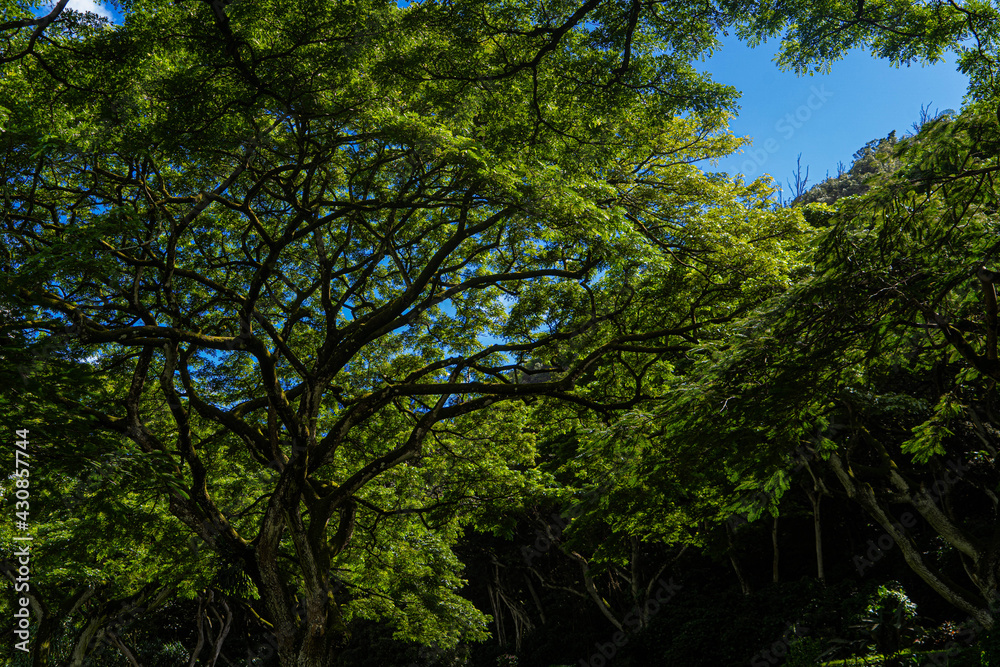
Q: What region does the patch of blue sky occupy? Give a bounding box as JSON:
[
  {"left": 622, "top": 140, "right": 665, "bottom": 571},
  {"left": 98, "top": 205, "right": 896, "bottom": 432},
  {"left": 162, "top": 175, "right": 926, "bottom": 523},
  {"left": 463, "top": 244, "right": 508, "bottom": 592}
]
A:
[
  {"left": 695, "top": 36, "right": 970, "bottom": 196},
  {"left": 37, "top": 0, "right": 115, "bottom": 21}
]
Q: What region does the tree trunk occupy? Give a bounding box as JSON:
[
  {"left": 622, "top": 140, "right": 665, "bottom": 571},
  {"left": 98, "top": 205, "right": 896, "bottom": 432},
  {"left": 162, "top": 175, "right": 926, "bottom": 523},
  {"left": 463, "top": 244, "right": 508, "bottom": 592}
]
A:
[
  {"left": 829, "top": 453, "right": 994, "bottom": 629},
  {"left": 726, "top": 522, "right": 751, "bottom": 596},
  {"left": 524, "top": 573, "right": 546, "bottom": 625},
  {"left": 806, "top": 488, "right": 825, "bottom": 582},
  {"left": 566, "top": 550, "right": 623, "bottom": 631}
]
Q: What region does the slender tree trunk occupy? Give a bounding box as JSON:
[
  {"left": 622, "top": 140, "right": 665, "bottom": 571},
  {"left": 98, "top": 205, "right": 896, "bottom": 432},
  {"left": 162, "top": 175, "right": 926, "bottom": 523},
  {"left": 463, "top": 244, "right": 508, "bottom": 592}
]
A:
[
  {"left": 188, "top": 594, "right": 207, "bottom": 667},
  {"left": 630, "top": 536, "right": 644, "bottom": 626},
  {"left": 726, "top": 522, "right": 751, "bottom": 596},
  {"left": 830, "top": 453, "right": 994, "bottom": 628},
  {"left": 807, "top": 488, "right": 825, "bottom": 582},
  {"left": 564, "top": 550, "right": 623, "bottom": 631},
  {"left": 69, "top": 620, "right": 107, "bottom": 667},
  {"left": 108, "top": 632, "right": 141, "bottom": 667},
  {"left": 524, "top": 573, "right": 546, "bottom": 625},
  {"left": 210, "top": 598, "right": 233, "bottom": 666}
]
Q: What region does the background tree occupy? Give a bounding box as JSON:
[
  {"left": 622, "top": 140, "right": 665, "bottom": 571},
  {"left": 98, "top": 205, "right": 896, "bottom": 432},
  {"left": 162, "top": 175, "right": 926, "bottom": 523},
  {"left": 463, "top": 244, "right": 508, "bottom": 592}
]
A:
[{"left": 638, "top": 101, "right": 1000, "bottom": 632}]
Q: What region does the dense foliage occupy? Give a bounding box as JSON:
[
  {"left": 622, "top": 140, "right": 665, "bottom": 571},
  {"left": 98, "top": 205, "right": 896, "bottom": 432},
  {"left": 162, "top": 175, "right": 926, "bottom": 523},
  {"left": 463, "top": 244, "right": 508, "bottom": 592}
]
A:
[{"left": 3, "top": 0, "right": 1000, "bottom": 665}]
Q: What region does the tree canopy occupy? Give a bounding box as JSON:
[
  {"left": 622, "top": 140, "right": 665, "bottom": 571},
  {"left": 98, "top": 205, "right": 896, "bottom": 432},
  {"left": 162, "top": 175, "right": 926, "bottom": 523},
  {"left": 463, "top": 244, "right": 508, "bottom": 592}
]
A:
[
  {"left": 4, "top": 0, "right": 1000, "bottom": 665},
  {"left": 0, "top": 0, "right": 811, "bottom": 664}
]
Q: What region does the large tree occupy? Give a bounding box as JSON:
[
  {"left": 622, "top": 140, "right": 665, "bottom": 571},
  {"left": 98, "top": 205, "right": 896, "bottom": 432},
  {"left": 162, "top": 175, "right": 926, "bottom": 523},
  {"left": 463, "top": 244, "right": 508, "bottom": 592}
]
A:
[
  {"left": 0, "top": 0, "right": 812, "bottom": 664},
  {"left": 639, "top": 101, "right": 1000, "bottom": 632}
]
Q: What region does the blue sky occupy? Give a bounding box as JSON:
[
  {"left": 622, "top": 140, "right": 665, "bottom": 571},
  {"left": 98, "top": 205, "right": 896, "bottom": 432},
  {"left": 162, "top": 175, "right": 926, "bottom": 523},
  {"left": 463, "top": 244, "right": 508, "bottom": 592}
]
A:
[
  {"left": 54, "top": 0, "right": 112, "bottom": 18},
  {"left": 697, "top": 38, "right": 971, "bottom": 195}
]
